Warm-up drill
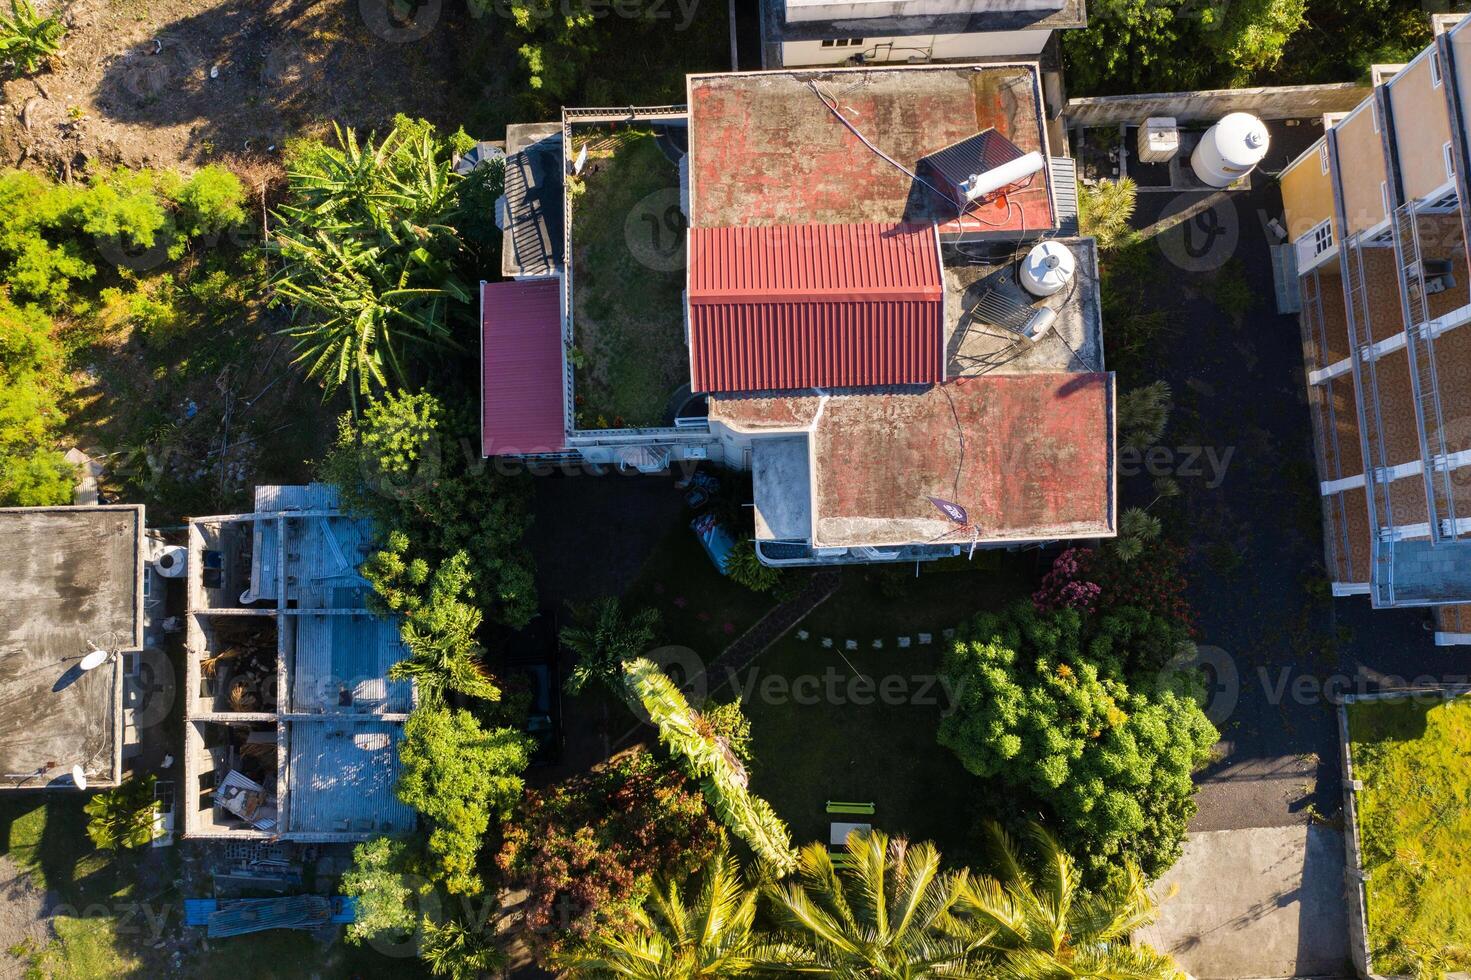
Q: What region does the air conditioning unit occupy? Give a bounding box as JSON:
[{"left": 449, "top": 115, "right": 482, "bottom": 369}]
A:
[{"left": 1138, "top": 117, "right": 1179, "bottom": 164}]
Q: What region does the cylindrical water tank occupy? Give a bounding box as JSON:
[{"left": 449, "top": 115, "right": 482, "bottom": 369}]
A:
[
  {"left": 153, "top": 544, "right": 187, "bottom": 578},
  {"left": 1191, "top": 113, "right": 1270, "bottom": 188},
  {"left": 1020, "top": 241, "right": 1075, "bottom": 298}
]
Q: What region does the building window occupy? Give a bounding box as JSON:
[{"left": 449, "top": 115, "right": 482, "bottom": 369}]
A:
[
  {"left": 820, "top": 38, "right": 863, "bottom": 48},
  {"left": 1312, "top": 219, "right": 1334, "bottom": 257},
  {"left": 1381, "top": 180, "right": 1391, "bottom": 214},
  {"left": 1318, "top": 143, "right": 1330, "bottom": 175},
  {"left": 1446, "top": 141, "right": 1457, "bottom": 180},
  {"left": 1433, "top": 51, "right": 1444, "bottom": 88}
]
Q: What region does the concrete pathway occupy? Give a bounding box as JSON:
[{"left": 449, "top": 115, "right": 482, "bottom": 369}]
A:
[{"left": 1136, "top": 825, "right": 1352, "bottom": 979}]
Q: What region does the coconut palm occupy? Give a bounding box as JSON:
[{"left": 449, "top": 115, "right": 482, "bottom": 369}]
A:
[
  {"left": 758, "top": 829, "right": 983, "bottom": 978},
  {"left": 83, "top": 773, "right": 158, "bottom": 851},
  {"left": 957, "top": 823, "right": 1179, "bottom": 979},
  {"left": 562, "top": 597, "right": 659, "bottom": 695},
  {"left": 623, "top": 658, "right": 797, "bottom": 875},
  {"left": 558, "top": 842, "right": 761, "bottom": 978}
]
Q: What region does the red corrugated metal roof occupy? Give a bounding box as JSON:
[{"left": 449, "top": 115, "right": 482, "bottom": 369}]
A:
[
  {"left": 481, "top": 278, "right": 566, "bottom": 456},
  {"left": 688, "top": 223, "right": 943, "bottom": 393}
]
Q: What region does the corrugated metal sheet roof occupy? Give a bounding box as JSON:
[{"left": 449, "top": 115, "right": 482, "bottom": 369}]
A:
[
  {"left": 688, "top": 223, "right": 943, "bottom": 393},
  {"left": 481, "top": 278, "right": 566, "bottom": 456}
]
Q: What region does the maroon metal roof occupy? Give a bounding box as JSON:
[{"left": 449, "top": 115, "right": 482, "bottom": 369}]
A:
[
  {"left": 688, "top": 223, "right": 944, "bottom": 393},
  {"left": 480, "top": 278, "right": 566, "bottom": 456}
]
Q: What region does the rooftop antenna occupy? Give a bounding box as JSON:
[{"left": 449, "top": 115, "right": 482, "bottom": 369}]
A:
[{"left": 71, "top": 765, "right": 87, "bottom": 791}]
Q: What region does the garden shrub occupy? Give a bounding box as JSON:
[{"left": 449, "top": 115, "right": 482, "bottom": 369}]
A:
[
  {"left": 497, "top": 746, "right": 719, "bottom": 960},
  {"left": 938, "top": 603, "right": 1217, "bottom": 885},
  {"left": 725, "top": 538, "right": 782, "bottom": 593},
  {"left": 0, "top": 294, "right": 73, "bottom": 505},
  {"left": 169, "top": 165, "right": 247, "bottom": 239}
]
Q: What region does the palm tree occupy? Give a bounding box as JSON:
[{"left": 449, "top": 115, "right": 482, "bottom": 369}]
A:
[
  {"left": 558, "top": 842, "right": 761, "bottom": 978},
  {"left": 562, "top": 597, "right": 659, "bottom": 695},
  {"left": 758, "top": 829, "right": 983, "bottom": 977},
  {"left": 956, "top": 823, "right": 1179, "bottom": 979},
  {"left": 390, "top": 613, "right": 500, "bottom": 704},
  {"left": 274, "top": 229, "right": 461, "bottom": 410},
  {"left": 83, "top": 773, "right": 158, "bottom": 851},
  {"left": 623, "top": 658, "right": 797, "bottom": 876},
  {"left": 419, "top": 915, "right": 507, "bottom": 980}
]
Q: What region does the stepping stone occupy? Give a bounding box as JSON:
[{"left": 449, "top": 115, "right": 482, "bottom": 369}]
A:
[
  {"left": 898, "top": 636, "right": 911, "bottom": 648},
  {"left": 872, "top": 639, "right": 883, "bottom": 650},
  {"left": 797, "top": 629, "right": 810, "bottom": 640},
  {"left": 845, "top": 640, "right": 857, "bottom": 651},
  {"left": 821, "top": 637, "right": 833, "bottom": 648},
  {"left": 918, "top": 633, "right": 932, "bottom": 645}
]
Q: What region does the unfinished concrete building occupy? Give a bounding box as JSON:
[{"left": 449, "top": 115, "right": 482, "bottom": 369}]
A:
[
  {"left": 1281, "top": 16, "right": 1471, "bottom": 642},
  {"left": 183, "top": 485, "right": 414, "bottom": 841}
]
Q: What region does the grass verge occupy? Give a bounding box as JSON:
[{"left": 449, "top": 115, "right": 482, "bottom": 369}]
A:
[{"left": 1349, "top": 695, "right": 1471, "bottom": 975}]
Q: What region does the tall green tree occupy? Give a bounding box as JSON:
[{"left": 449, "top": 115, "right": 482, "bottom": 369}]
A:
[
  {"left": 562, "top": 597, "right": 660, "bottom": 695},
  {"left": 557, "top": 841, "right": 761, "bottom": 978},
  {"left": 759, "top": 830, "right": 981, "bottom": 976},
  {"left": 366, "top": 539, "right": 502, "bottom": 703},
  {"left": 396, "top": 706, "right": 534, "bottom": 896},
  {"left": 623, "top": 659, "right": 798, "bottom": 876},
  {"left": 938, "top": 604, "right": 1217, "bottom": 885},
  {"left": 1065, "top": 0, "right": 1306, "bottom": 94},
  {"left": 959, "top": 823, "right": 1178, "bottom": 977},
  {"left": 321, "top": 389, "right": 539, "bottom": 628}
]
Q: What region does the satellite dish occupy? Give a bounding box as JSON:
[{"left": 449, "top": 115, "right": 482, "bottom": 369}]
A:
[
  {"left": 79, "top": 649, "right": 110, "bottom": 672},
  {"left": 71, "top": 765, "right": 87, "bottom": 790}
]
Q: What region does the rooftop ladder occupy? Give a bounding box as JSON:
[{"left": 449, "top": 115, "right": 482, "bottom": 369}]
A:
[{"left": 1392, "top": 203, "right": 1460, "bottom": 543}]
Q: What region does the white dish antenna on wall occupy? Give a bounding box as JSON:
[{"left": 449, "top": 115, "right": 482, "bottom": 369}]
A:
[
  {"left": 71, "top": 765, "right": 87, "bottom": 791},
  {"left": 79, "top": 648, "right": 112, "bottom": 672}
]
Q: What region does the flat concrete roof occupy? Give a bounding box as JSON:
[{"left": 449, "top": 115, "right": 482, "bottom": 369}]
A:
[
  {"left": 943, "top": 236, "right": 1102, "bottom": 376},
  {"left": 687, "top": 64, "right": 1053, "bottom": 234},
  {"left": 753, "top": 437, "right": 812, "bottom": 540},
  {"left": 0, "top": 507, "right": 142, "bottom": 789},
  {"left": 713, "top": 372, "right": 1115, "bottom": 548},
  {"left": 760, "top": 0, "right": 1087, "bottom": 47}
]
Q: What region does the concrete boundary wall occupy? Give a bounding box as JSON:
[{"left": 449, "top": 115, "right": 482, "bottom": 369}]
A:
[
  {"left": 1065, "top": 83, "right": 1372, "bottom": 128},
  {"left": 1335, "top": 686, "right": 1471, "bottom": 979}
]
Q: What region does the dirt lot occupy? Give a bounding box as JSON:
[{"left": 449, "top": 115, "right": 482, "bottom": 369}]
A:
[{"left": 3, "top": 0, "right": 463, "bottom": 173}]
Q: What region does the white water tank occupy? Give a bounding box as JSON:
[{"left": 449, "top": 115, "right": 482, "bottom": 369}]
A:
[
  {"left": 152, "top": 544, "right": 187, "bottom": 579},
  {"left": 1191, "top": 113, "right": 1270, "bottom": 188},
  {"left": 1020, "top": 241, "right": 1076, "bottom": 298}
]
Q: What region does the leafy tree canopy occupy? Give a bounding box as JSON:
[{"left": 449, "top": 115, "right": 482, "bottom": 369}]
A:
[
  {"left": 938, "top": 604, "right": 1218, "bottom": 884},
  {"left": 84, "top": 773, "right": 158, "bottom": 851},
  {"left": 497, "top": 746, "right": 720, "bottom": 961},
  {"left": 397, "top": 705, "right": 534, "bottom": 896}
]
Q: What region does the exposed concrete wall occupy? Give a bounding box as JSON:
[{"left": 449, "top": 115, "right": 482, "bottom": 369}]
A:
[
  {"left": 1064, "top": 82, "right": 1372, "bottom": 128},
  {"left": 777, "top": 28, "right": 1049, "bottom": 68}
]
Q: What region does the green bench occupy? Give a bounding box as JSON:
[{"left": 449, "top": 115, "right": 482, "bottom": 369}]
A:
[{"left": 826, "top": 801, "right": 875, "bottom": 815}]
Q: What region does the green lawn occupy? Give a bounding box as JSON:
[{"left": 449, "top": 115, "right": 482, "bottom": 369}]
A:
[
  {"left": 1349, "top": 695, "right": 1471, "bottom": 976},
  {"left": 570, "top": 129, "right": 689, "bottom": 428}
]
